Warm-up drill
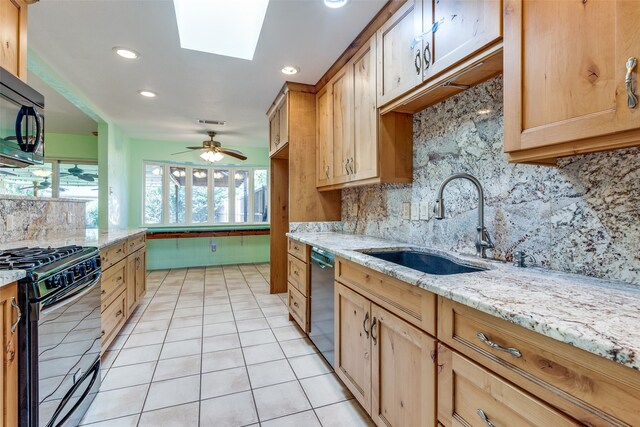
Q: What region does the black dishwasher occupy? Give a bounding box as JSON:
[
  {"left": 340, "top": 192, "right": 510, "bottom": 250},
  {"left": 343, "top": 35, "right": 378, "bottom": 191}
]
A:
[{"left": 308, "top": 247, "right": 335, "bottom": 368}]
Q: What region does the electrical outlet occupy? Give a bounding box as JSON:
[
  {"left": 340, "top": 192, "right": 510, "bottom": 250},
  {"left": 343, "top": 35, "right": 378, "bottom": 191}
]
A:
[
  {"left": 350, "top": 204, "right": 358, "bottom": 217},
  {"left": 210, "top": 243, "right": 217, "bottom": 252},
  {"left": 6, "top": 215, "right": 14, "bottom": 231},
  {"left": 402, "top": 203, "right": 411, "bottom": 220},
  {"left": 419, "top": 202, "right": 430, "bottom": 220},
  {"left": 410, "top": 203, "right": 419, "bottom": 221},
  {"left": 66, "top": 212, "right": 73, "bottom": 224}
]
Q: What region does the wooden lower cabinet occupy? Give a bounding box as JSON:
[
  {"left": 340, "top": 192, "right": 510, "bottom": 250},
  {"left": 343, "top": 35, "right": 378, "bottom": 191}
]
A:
[
  {"left": 0, "top": 282, "right": 19, "bottom": 427},
  {"left": 100, "top": 234, "right": 147, "bottom": 353},
  {"left": 437, "top": 344, "right": 579, "bottom": 427},
  {"left": 334, "top": 281, "right": 437, "bottom": 427}
]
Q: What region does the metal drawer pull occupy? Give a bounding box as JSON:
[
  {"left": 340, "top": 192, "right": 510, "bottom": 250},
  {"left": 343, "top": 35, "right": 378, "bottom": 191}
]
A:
[
  {"left": 423, "top": 42, "right": 431, "bottom": 72},
  {"left": 363, "top": 312, "right": 370, "bottom": 338},
  {"left": 293, "top": 301, "right": 299, "bottom": 308},
  {"left": 325, "top": 165, "right": 330, "bottom": 179},
  {"left": 293, "top": 270, "right": 299, "bottom": 276},
  {"left": 10, "top": 298, "right": 21, "bottom": 334},
  {"left": 371, "top": 317, "right": 378, "bottom": 345},
  {"left": 626, "top": 57, "right": 638, "bottom": 109},
  {"left": 414, "top": 49, "right": 422, "bottom": 75},
  {"left": 477, "top": 409, "right": 496, "bottom": 427},
  {"left": 116, "top": 310, "right": 123, "bottom": 317},
  {"left": 476, "top": 332, "right": 522, "bottom": 358}
]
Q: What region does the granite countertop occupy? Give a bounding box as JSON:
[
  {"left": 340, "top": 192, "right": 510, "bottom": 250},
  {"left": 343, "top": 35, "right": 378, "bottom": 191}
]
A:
[
  {"left": 0, "top": 228, "right": 146, "bottom": 287},
  {"left": 287, "top": 232, "right": 640, "bottom": 371}
]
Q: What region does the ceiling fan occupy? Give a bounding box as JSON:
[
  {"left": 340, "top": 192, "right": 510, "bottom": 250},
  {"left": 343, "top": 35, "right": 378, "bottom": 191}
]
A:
[
  {"left": 172, "top": 131, "right": 247, "bottom": 161},
  {"left": 19, "top": 177, "right": 65, "bottom": 191},
  {"left": 60, "top": 164, "right": 99, "bottom": 182}
]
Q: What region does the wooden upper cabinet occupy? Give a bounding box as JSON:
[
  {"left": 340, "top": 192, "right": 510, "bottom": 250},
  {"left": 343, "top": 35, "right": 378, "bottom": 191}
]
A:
[
  {"left": 330, "top": 67, "right": 353, "bottom": 184},
  {"left": 0, "top": 0, "right": 28, "bottom": 81},
  {"left": 316, "top": 84, "right": 333, "bottom": 187},
  {"left": 422, "top": 0, "right": 502, "bottom": 79},
  {"left": 279, "top": 94, "right": 289, "bottom": 146},
  {"left": 376, "top": 0, "right": 423, "bottom": 107},
  {"left": 352, "top": 36, "right": 379, "bottom": 182},
  {"left": 504, "top": 0, "right": 640, "bottom": 164},
  {"left": 268, "top": 106, "right": 281, "bottom": 155}
]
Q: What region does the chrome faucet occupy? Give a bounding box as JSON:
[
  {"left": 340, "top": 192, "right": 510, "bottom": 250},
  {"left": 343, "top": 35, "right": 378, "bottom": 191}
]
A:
[{"left": 434, "top": 173, "right": 494, "bottom": 258}]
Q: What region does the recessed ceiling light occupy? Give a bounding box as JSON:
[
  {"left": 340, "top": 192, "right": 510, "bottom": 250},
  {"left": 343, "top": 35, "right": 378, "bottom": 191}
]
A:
[
  {"left": 281, "top": 66, "right": 299, "bottom": 75},
  {"left": 113, "top": 47, "right": 140, "bottom": 59},
  {"left": 138, "top": 90, "right": 157, "bottom": 98},
  {"left": 173, "top": 0, "right": 269, "bottom": 61},
  {"left": 324, "top": 0, "right": 349, "bottom": 8}
]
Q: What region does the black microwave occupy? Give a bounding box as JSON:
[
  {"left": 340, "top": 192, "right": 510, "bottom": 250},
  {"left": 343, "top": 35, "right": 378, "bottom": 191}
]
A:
[{"left": 0, "top": 67, "right": 45, "bottom": 167}]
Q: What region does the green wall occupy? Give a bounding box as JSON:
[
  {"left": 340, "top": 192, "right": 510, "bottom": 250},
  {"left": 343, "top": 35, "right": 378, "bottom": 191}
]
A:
[
  {"left": 127, "top": 138, "right": 271, "bottom": 269},
  {"left": 45, "top": 132, "right": 98, "bottom": 160},
  {"left": 146, "top": 235, "right": 270, "bottom": 270}
]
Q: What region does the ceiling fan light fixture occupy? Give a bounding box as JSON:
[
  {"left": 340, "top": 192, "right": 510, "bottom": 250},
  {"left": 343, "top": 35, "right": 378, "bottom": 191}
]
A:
[
  {"left": 201, "top": 151, "right": 224, "bottom": 162},
  {"left": 281, "top": 66, "right": 299, "bottom": 75},
  {"left": 324, "top": 0, "right": 349, "bottom": 8},
  {"left": 138, "top": 90, "right": 157, "bottom": 98},
  {"left": 113, "top": 47, "right": 140, "bottom": 59},
  {"left": 33, "top": 169, "right": 52, "bottom": 178}
]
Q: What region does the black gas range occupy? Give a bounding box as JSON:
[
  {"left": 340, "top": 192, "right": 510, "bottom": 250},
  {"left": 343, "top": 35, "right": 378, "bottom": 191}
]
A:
[{"left": 0, "top": 245, "right": 103, "bottom": 427}]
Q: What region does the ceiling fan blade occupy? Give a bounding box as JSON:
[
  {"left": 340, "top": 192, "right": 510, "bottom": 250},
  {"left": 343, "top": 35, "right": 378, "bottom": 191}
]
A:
[
  {"left": 171, "top": 149, "right": 196, "bottom": 155},
  {"left": 0, "top": 170, "right": 17, "bottom": 176},
  {"left": 84, "top": 173, "right": 99, "bottom": 178},
  {"left": 219, "top": 149, "right": 247, "bottom": 161},
  {"left": 60, "top": 173, "right": 71, "bottom": 177},
  {"left": 78, "top": 174, "right": 95, "bottom": 182}
]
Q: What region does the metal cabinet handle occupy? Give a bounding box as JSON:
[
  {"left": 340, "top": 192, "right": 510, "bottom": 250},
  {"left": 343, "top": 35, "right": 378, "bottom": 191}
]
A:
[
  {"left": 414, "top": 49, "right": 422, "bottom": 75},
  {"left": 324, "top": 165, "right": 330, "bottom": 179},
  {"left": 293, "top": 301, "right": 299, "bottom": 308},
  {"left": 349, "top": 157, "right": 355, "bottom": 175},
  {"left": 116, "top": 310, "right": 123, "bottom": 317},
  {"left": 363, "top": 312, "right": 370, "bottom": 338},
  {"left": 293, "top": 270, "right": 299, "bottom": 276},
  {"left": 477, "top": 409, "right": 497, "bottom": 427},
  {"left": 476, "top": 332, "right": 522, "bottom": 358},
  {"left": 371, "top": 317, "right": 378, "bottom": 345},
  {"left": 626, "top": 57, "right": 638, "bottom": 109},
  {"left": 6, "top": 340, "right": 15, "bottom": 362},
  {"left": 423, "top": 42, "right": 431, "bottom": 73},
  {"left": 10, "top": 298, "right": 21, "bottom": 334}
]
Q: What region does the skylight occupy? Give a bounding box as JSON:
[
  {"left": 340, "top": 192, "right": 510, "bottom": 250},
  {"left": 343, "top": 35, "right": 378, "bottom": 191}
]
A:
[{"left": 172, "top": 0, "right": 269, "bottom": 60}]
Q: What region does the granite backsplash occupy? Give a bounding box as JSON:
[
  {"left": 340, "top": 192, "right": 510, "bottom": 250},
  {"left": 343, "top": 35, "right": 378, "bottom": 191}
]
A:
[
  {"left": 341, "top": 76, "right": 640, "bottom": 285},
  {"left": 0, "top": 196, "right": 87, "bottom": 243}
]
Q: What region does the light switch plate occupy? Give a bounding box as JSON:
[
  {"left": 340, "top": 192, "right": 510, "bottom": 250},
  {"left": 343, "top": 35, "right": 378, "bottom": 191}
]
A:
[
  {"left": 6, "top": 215, "right": 14, "bottom": 231},
  {"left": 410, "top": 203, "right": 419, "bottom": 221},
  {"left": 350, "top": 204, "right": 358, "bottom": 218},
  {"left": 419, "top": 202, "right": 430, "bottom": 220},
  {"left": 402, "top": 203, "right": 411, "bottom": 220}
]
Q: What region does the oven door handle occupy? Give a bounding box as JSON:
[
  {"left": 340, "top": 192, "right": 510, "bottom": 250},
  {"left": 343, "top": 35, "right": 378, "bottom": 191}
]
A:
[
  {"left": 46, "top": 359, "right": 100, "bottom": 427},
  {"left": 37, "top": 272, "right": 102, "bottom": 318}
]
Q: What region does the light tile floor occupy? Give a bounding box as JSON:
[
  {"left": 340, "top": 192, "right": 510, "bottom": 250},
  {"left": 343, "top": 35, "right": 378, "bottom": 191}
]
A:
[{"left": 81, "top": 264, "right": 374, "bottom": 427}]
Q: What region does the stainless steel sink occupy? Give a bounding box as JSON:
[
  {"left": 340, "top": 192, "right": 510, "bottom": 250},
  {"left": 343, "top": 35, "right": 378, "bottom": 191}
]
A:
[{"left": 364, "top": 250, "right": 486, "bottom": 275}]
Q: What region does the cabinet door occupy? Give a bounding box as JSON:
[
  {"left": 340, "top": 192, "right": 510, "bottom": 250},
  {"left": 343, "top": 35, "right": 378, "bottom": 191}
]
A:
[
  {"left": 316, "top": 84, "right": 334, "bottom": 187},
  {"left": 335, "top": 282, "right": 372, "bottom": 413},
  {"left": 279, "top": 96, "right": 289, "bottom": 146},
  {"left": 269, "top": 108, "right": 280, "bottom": 153},
  {"left": 135, "top": 249, "right": 146, "bottom": 302},
  {"left": 371, "top": 304, "right": 437, "bottom": 427},
  {"left": 0, "top": 283, "right": 19, "bottom": 427},
  {"left": 331, "top": 68, "right": 353, "bottom": 184},
  {"left": 0, "top": 0, "right": 27, "bottom": 80},
  {"left": 376, "top": 0, "right": 422, "bottom": 107},
  {"left": 352, "top": 35, "right": 379, "bottom": 182},
  {"left": 504, "top": 0, "right": 640, "bottom": 154},
  {"left": 126, "top": 254, "right": 137, "bottom": 316},
  {"left": 422, "top": 0, "right": 502, "bottom": 79}
]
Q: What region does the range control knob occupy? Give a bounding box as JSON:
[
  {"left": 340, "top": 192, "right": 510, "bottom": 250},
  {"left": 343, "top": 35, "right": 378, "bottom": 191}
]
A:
[
  {"left": 44, "top": 277, "right": 56, "bottom": 290},
  {"left": 79, "top": 264, "right": 87, "bottom": 276},
  {"left": 65, "top": 271, "right": 75, "bottom": 285}
]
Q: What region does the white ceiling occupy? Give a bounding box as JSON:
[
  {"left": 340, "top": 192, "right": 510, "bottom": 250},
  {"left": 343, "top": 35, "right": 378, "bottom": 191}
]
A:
[
  {"left": 28, "top": 0, "right": 386, "bottom": 149},
  {"left": 27, "top": 71, "right": 98, "bottom": 135}
]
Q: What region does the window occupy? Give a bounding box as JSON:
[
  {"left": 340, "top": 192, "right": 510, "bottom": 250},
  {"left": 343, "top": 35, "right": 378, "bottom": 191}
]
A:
[
  {"left": 143, "top": 162, "right": 269, "bottom": 226},
  {"left": 0, "top": 160, "right": 99, "bottom": 227}
]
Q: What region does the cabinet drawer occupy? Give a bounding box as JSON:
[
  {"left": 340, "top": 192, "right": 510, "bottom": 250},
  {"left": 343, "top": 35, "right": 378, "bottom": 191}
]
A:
[
  {"left": 100, "top": 241, "right": 127, "bottom": 270},
  {"left": 287, "top": 254, "right": 308, "bottom": 296},
  {"left": 437, "top": 344, "right": 579, "bottom": 427},
  {"left": 101, "top": 259, "right": 127, "bottom": 312},
  {"left": 438, "top": 297, "right": 640, "bottom": 426},
  {"left": 287, "top": 239, "right": 309, "bottom": 262},
  {"left": 127, "top": 233, "right": 146, "bottom": 254},
  {"left": 288, "top": 285, "right": 308, "bottom": 332},
  {"left": 101, "top": 291, "right": 127, "bottom": 352},
  {"left": 335, "top": 258, "right": 436, "bottom": 336}
]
